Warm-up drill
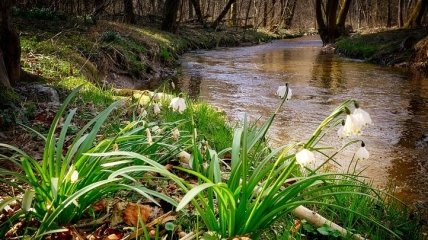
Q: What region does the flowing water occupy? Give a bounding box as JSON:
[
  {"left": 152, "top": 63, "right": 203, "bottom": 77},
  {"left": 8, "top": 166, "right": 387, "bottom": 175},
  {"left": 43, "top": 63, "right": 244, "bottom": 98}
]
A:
[{"left": 178, "top": 36, "right": 428, "bottom": 210}]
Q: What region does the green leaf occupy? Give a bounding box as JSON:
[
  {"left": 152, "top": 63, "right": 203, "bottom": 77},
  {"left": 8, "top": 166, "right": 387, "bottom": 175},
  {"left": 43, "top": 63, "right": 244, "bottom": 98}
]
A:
[{"left": 176, "top": 182, "right": 216, "bottom": 211}]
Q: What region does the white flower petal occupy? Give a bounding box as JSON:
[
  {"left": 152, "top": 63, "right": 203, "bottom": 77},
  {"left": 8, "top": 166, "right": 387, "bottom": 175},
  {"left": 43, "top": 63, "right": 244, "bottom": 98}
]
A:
[
  {"left": 177, "top": 151, "right": 190, "bottom": 164},
  {"left": 337, "top": 125, "right": 345, "bottom": 138},
  {"left": 170, "top": 97, "right": 187, "bottom": 113},
  {"left": 146, "top": 128, "right": 153, "bottom": 145},
  {"left": 153, "top": 103, "right": 161, "bottom": 115},
  {"left": 71, "top": 170, "right": 79, "bottom": 183},
  {"left": 343, "top": 114, "right": 362, "bottom": 136},
  {"left": 276, "top": 85, "right": 292, "bottom": 100},
  {"left": 353, "top": 108, "right": 372, "bottom": 126},
  {"left": 172, "top": 128, "right": 180, "bottom": 141},
  {"left": 355, "top": 146, "right": 370, "bottom": 160},
  {"left": 296, "top": 149, "right": 315, "bottom": 166}
]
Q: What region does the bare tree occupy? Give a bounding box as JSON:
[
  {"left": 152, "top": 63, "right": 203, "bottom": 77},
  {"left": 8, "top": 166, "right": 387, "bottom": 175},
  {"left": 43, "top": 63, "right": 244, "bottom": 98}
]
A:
[
  {"left": 162, "top": 0, "right": 181, "bottom": 32},
  {"left": 212, "top": 0, "right": 236, "bottom": 29},
  {"left": 0, "top": 0, "right": 21, "bottom": 87},
  {"left": 316, "top": 0, "right": 353, "bottom": 44},
  {"left": 405, "top": 0, "right": 427, "bottom": 28}
]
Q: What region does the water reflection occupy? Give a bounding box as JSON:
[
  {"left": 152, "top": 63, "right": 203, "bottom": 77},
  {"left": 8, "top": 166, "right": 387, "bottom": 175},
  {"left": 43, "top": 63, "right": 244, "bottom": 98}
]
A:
[{"left": 179, "top": 37, "right": 428, "bottom": 210}]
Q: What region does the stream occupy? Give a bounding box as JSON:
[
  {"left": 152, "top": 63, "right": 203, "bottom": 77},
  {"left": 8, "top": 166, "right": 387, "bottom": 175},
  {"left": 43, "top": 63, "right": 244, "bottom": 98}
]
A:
[{"left": 178, "top": 36, "right": 428, "bottom": 210}]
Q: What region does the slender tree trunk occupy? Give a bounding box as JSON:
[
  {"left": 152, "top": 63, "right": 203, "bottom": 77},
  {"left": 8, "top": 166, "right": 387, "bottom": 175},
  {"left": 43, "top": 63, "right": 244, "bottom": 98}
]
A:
[
  {"left": 123, "top": 0, "right": 136, "bottom": 24},
  {"left": 190, "top": 0, "right": 205, "bottom": 26},
  {"left": 244, "top": 0, "right": 252, "bottom": 27},
  {"left": 231, "top": 3, "right": 237, "bottom": 26},
  {"left": 398, "top": 0, "right": 404, "bottom": 27},
  {"left": 262, "top": 1, "right": 268, "bottom": 27},
  {"left": 405, "top": 0, "right": 427, "bottom": 28},
  {"left": 161, "top": 0, "right": 181, "bottom": 32},
  {"left": 387, "top": 0, "right": 392, "bottom": 27},
  {"left": 188, "top": 0, "right": 194, "bottom": 19},
  {"left": 284, "top": 0, "right": 297, "bottom": 28},
  {"left": 0, "top": 0, "right": 20, "bottom": 87},
  {"left": 212, "top": 0, "right": 236, "bottom": 29}
]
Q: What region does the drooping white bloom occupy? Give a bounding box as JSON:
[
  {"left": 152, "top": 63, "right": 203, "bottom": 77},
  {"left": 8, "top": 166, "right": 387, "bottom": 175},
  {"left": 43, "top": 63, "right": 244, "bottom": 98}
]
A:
[
  {"left": 171, "top": 81, "right": 175, "bottom": 89},
  {"left": 71, "top": 170, "right": 79, "bottom": 183},
  {"left": 355, "top": 143, "right": 370, "bottom": 160},
  {"left": 152, "top": 92, "right": 161, "bottom": 102},
  {"left": 172, "top": 127, "right": 180, "bottom": 141},
  {"left": 22, "top": 190, "right": 35, "bottom": 212},
  {"left": 295, "top": 149, "right": 315, "bottom": 166},
  {"left": 343, "top": 114, "right": 362, "bottom": 136},
  {"left": 353, "top": 108, "right": 372, "bottom": 126},
  {"left": 337, "top": 125, "right": 345, "bottom": 138},
  {"left": 140, "top": 109, "right": 147, "bottom": 118},
  {"left": 170, "top": 97, "right": 186, "bottom": 113},
  {"left": 153, "top": 103, "right": 161, "bottom": 115},
  {"left": 152, "top": 125, "right": 162, "bottom": 134},
  {"left": 177, "top": 151, "right": 191, "bottom": 164},
  {"left": 276, "top": 85, "right": 292, "bottom": 100},
  {"left": 146, "top": 128, "right": 153, "bottom": 145}
]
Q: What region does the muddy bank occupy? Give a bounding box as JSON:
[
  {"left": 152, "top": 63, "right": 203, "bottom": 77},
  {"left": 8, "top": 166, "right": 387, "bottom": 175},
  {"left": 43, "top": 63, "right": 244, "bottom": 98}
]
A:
[
  {"left": 335, "top": 28, "right": 428, "bottom": 72},
  {"left": 15, "top": 17, "right": 301, "bottom": 91}
]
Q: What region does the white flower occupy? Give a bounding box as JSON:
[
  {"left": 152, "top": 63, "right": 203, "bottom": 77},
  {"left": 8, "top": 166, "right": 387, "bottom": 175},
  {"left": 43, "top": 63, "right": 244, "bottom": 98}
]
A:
[
  {"left": 152, "top": 125, "right": 162, "bottom": 134},
  {"left": 355, "top": 143, "right": 370, "bottom": 160},
  {"left": 153, "top": 103, "right": 161, "bottom": 115},
  {"left": 170, "top": 97, "right": 186, "bottom": 113},
  {"left": 337, "top": 125, "right": 345, "bottom": 138},
  {"left": 152, "top": 92, "right": 161, "bottom": 102},
  {"left": 171, "top": 81, "right": 175, "bottom": 89},
  {"left": 343, "top": 114, "right": 362, "bottom": 136},
  {"left": 276, "top": 85, "right": 292, "bottom": 100},
  {"left": 353, "top": 108, "right": 372, "bottom": 126},
  {"left": 177, "top": 151, "right": 191, "bottom": 164},
  {"left": 172, "top": 127, "right": 180, "bottom": 141},
  {"left": 22, "top": 190, "right": 35, "bottom": 212},
  {"left": 71, "top": 170, "right": 79, "bottom": 183},
  {"left": 146, "top": 128, "right": 153, "bottom": 145},
  {"left": 140, "top": 109, "right": 147, "bottom": 118},
  {"left": 295, "top": 149, "right": 315, "bottom": 166}
]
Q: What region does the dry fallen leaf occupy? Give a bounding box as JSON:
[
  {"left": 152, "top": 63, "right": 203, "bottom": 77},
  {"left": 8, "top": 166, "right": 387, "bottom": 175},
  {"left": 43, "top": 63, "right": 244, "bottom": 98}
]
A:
[
  {"left": 92, "top": 199, "right": 107, "bottom": 212},
  {"left": 104, "top": 234, "right": 120, "bottom": 240},
  {"left": 123, "top": 203, "right": 152, "bottom": 227}
]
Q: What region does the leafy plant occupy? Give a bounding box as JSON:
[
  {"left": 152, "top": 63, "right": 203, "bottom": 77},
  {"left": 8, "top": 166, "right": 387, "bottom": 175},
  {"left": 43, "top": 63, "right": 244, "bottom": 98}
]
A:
[
  {"left": 0, "top": 87, "right": 187, "bottom": 238},
  {"left": 173, "top": 94, "right": 403, "bottom": 238}
]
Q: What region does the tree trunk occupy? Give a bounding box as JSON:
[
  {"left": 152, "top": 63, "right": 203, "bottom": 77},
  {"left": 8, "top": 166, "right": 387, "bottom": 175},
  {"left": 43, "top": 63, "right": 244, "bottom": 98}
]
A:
[
  {"left": 398, "top": 0, "right": 404, "bottom": 27},
  {"left": 190, "top": 0, "right": 205, "bottom": 26},
  {"left": 263, "top": 1, "right": 268, "bottom": 27},
  {"left": 188, "top": 0, "right": 194, "bottom": 19},
  {"left": 316, "top": 0, "right": 352, "bottom": 44},
  {"left": 212, "top": 0, "right": 236, "bottom": 29},
  {"left": 231, "top": 2, "right": 237, "bottom": 26},
  {"left": 284, "top": 0, "right": 298, "bottom": 29},
  {"left": 0, "top": 0, "right": 20, "bottom": 87},
  {"left": 0, "top": 50, "right": 11, "bottom": 88},
  {"left": 386, "top": 0, "right": 392, "bottom": 27},
  {"left": 161, "top": 0, "right": 181, "bottom": 32},
  {"left": 405, "top": 0, "right": 427, "bottom": 28},
  {"left": 123, "top": 0, "right": 136, "bottom": 24},
  {"left": 244, "top": 0, "right": 252, "bottom": 27}
]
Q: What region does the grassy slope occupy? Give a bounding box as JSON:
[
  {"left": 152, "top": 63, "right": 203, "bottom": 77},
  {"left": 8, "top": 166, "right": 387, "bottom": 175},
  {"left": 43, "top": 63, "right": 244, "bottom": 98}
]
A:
[{"left": 336, "top": 28, "right": 428, "bottom": 66}]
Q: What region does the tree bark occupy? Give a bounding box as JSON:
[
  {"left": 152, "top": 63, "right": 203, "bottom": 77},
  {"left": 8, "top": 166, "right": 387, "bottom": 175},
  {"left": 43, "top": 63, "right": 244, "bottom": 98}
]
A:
[
  {"left": 190, "top": 0, "right": 205, "bottom": 26},
  {"left": 405, "top": 0, "right": 427, "bottom": 27},
  {"left": 161, "top": 0, "right": 181, "bottom": 32},
  {"left": 316, "top": 0, "right": 352, "bottom": 44},
  {"left": 123, "top": 0, "right": 136, "bottom": 24},
  {"left": 0, "top": 0, "right": 20, "bottom": 87},
  {"left": 398, "top": 0, "right": 404, "bottom": 27},
  {"left": 212, "top": 0, "right": 236, "bottom": 29},
  {"left": 0, "top": 50, "right": 11, "bottom": 88},
  {"left": 284, "top": 0, "right": 298, "bottom": 29}
]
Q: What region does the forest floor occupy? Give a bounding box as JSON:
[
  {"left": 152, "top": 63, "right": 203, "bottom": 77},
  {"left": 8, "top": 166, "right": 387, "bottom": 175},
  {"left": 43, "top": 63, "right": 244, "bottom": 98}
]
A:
[{"left": 335, "top": 27, "right": 428, "bottom": 72}]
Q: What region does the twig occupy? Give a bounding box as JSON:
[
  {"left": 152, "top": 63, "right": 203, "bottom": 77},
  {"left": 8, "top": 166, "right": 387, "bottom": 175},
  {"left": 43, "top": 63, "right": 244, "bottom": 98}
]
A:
[
  {"left": 179, "top": 230, "right": 204, "bottom": 240},
  {"left": 292, "top": 205, "right": 366, "bottom": 240}
]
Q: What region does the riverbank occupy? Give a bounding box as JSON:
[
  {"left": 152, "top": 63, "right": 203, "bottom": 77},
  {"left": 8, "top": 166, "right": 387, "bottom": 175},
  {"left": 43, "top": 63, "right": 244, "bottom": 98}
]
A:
[
  {"left": 0, "top": 18, "right": 426, "bottom": 239},
  {"left": 335, "top": 28, "right": 428, "bottom": 72}
]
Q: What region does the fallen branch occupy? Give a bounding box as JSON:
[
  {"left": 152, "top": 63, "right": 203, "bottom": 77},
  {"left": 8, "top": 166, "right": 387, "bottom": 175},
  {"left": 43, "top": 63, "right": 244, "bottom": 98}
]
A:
[{"left": 292, "top": 205, "right": 366, "bottom": 240}]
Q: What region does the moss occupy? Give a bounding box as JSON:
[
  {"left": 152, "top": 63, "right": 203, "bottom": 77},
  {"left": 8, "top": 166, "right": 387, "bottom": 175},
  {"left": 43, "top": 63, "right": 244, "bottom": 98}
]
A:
[{"left": 336, "top": 28, "right": 428, "bottom": 65}]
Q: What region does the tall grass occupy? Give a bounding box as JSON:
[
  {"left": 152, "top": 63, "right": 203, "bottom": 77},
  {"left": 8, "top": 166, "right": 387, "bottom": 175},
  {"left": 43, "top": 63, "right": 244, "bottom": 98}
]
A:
[{"left": 0, "top": 87, "right": 188, "bottom": 238}]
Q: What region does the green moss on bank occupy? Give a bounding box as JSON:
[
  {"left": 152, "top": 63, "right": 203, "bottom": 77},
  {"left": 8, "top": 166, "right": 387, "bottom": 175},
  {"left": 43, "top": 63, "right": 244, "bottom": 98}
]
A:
[{"left": 336, "top": 28, "right": 428, "bottom": 66}]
